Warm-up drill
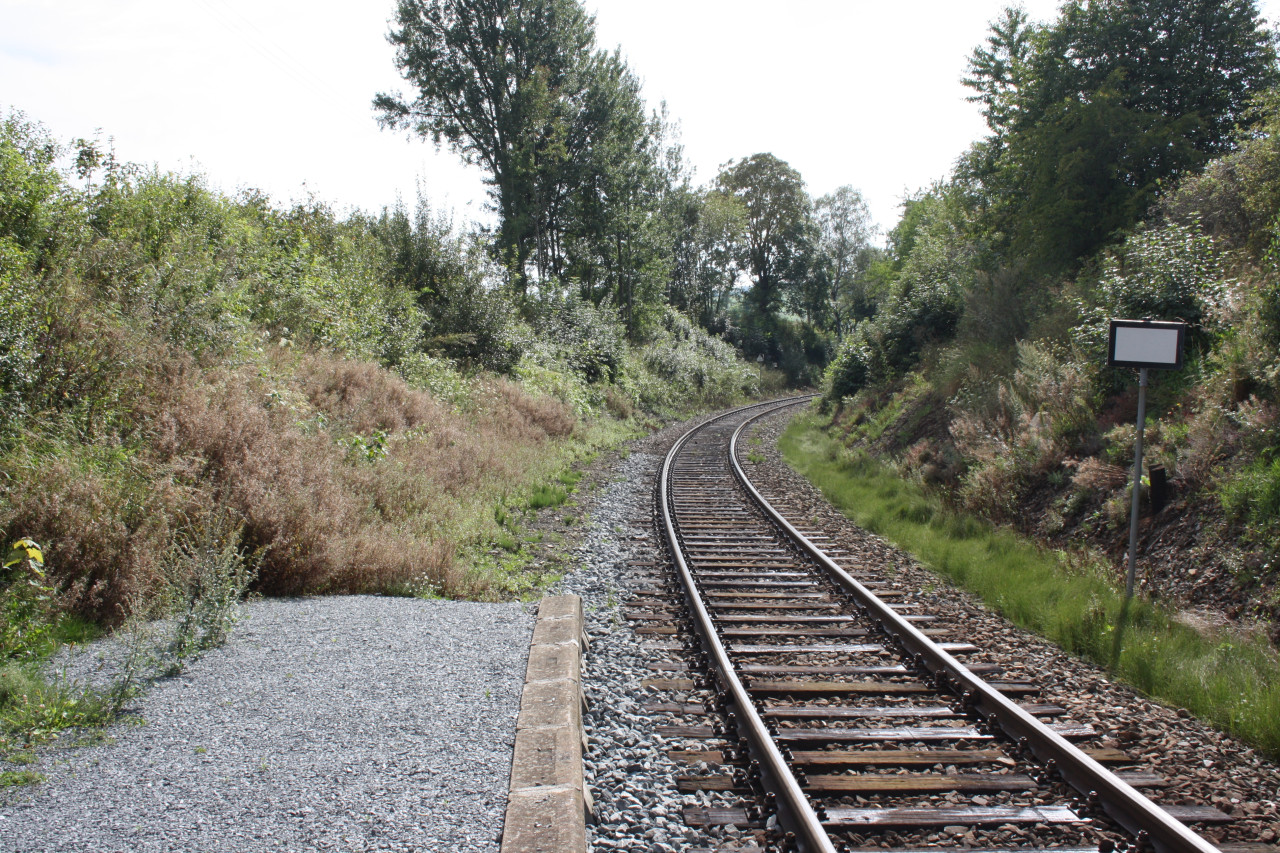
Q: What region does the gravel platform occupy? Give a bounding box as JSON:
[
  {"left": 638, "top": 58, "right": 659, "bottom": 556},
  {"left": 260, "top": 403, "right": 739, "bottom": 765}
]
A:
[{"left": 1, "top": 597, "right": 533, "bottom": 852}]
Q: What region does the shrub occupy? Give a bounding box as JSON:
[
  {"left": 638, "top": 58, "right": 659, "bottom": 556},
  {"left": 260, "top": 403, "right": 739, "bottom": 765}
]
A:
[
  {"left": 1075, "top": 221, "right": 1229, "bottom": 358},
  {"left": 0, "top": 539, "right": 53, "bottom": 660},
  {"left": 526, "top": 292, "right": 627, "bottom": 384},
  {"left": 0, "top": 110, "right": 66, "bottom": 265},
  {"left": 1220, "top": 455, "right": 1280, "bottom": 544}
]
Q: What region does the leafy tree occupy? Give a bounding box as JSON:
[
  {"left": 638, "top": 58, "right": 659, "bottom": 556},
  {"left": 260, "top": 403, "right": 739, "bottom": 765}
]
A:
[
  {"left": 824, "top": 186, "right": 972, "bottom": 401},
  {"left": 0, "top": 111, "right": 66, "bottom": 267},
  {"left": 962, "top": 5, "right": 1034, "bottom": 140},
  {"left": 665, "top": 185, "right": 748, "bottom": 331},
  {"left": 558, "top": 76, "right": 672, "bottom": 336},
  {"left": 715, "top": 153, "right": 811, "bottom": 318},
  {"left": 1161, "top": 88, "right": 1280, "bottom": 259},
  {"left": 811, "top": 186, "right": 877, "bottom": 339},
  {"left": 963, "top": 0, "right": 1279, "bottom": 272},
  {"left": 375, "top": 0, "right": 598, "bottom": 291}
]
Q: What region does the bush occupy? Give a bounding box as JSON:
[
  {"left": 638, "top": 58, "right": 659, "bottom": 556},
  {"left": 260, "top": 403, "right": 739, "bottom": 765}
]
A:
[
  {"left": 625, "top": 309, "right": 761, "bottom": 412},
  {"left": 0, "top": 111, "right": 65, "bottom": 265},
  {"left": 1075, "top": 221, "right": 1229, "bottom": 358},
  {"left": 526, "top": 292, "right": 627, "bottom": 384},
  {"left": 1220, "top": 455, "right": 1280, "bottom": 545},
  {"left": 0, "top": 539, "right": 53, "bottom": 661}
]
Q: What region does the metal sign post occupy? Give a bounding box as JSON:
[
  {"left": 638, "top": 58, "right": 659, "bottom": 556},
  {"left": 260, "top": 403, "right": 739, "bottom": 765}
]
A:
[{"left": 1107, "top": 320, "right": 1187, "bottom": 600}]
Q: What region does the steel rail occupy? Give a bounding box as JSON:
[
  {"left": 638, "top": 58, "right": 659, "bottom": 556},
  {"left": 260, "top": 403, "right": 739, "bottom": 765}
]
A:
[
  {"left": 659, "top": 395, "right": 834, "bottom": 853},
  {"left": 729, "top": 403, "right": 1222, "bottom": 853}
]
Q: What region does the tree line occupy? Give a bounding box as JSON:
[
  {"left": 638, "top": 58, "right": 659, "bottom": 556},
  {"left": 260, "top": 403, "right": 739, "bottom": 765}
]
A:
[
  {"left": 827, "top": 0, "right": 1279, "bottom": 400},
  {"left": 375, "top": 0, "right": 880, "bottom": 383}
]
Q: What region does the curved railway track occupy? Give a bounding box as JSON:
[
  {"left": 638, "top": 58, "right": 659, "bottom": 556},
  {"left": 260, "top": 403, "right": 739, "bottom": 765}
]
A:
[{"left": 634, "top": 397, "right": 1241, "bottom": 853}]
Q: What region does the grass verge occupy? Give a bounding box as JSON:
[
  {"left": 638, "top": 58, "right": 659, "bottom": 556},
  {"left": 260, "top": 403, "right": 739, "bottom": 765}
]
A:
[
  {"left": 458, "top": 414, "right": 642, "bottom": 600},
  {"left": 780, "top": 411, "right": 1280, "bottom": 758}
]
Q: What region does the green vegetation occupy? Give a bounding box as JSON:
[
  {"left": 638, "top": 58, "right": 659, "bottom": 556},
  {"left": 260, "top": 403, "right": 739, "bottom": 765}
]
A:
[
  {"left": 781, "top": 413, "right": 1280, "bottom": 757},
  {"left": 2, "top": 2, "right": 783, "bottom": 762},
  {"left": 817, "top": 0, "right": 1280, "bottom": 643},
  {"left": 376, "top": 0, "right": 885, "bottom": 384}
]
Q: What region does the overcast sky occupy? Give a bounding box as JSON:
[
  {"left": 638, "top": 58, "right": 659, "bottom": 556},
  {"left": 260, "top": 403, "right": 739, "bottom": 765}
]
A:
[{"left": 3, "top": 0, "right": 1278, "bottom": 233}]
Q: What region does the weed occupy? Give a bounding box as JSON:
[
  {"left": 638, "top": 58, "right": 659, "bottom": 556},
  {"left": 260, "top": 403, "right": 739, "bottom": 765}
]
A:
[
  {"left": 527, "top": 484, "right": 570, "bottom": 511},
  {"left": 746, "top": 452, "right": 766, "bottom": 464},
  {"left": 151, "top": 512, "right": 256, "bottom": 676},
  {"left": 0, "top": 769, "right": 43, "bottom": 787}
]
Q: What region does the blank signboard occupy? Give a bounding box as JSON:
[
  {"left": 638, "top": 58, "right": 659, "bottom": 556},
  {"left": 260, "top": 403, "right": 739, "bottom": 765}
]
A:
[{"left": 1108, "top": 320, "right": 1185, "bottom": 369}]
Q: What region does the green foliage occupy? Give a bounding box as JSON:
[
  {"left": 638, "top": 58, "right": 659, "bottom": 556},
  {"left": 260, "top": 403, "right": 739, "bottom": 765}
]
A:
[
  {"left": 808, "top": 186, "right": 878, "bottom": 338},
  {"left": 0, "top": 111, "right": 65, "bottom": 265},
  {"left": 0, "top": 243, "right": 44, "bottom": 430},
  {"left": 0, "top": 667, "right": 122, "bottom": 755},
  {"left": 1220, "top": 455, "right": 1280, "bottom": 544},
  {"left": 715, "top": 153, "right": 812, "bottom": 319},
  {"left": 1162, "top": 88, "right": 1280, "bottom": 260},
  {"left": 526, "top": 483, "right": 570, "bottom": 511},
  {"left": 0, "top": 115, "right": 64, "bottom": 427},
  {"left": 1, "top": 540, "right": 52, "bottom": 661},
  {"left": 526, "top": 292, "right": 626, "bottom": 384},
  {"left": 1075, "top": 221, "right": 1229, "bottom": 358},
  {"left": 665, "top": 186, "right": 748, "bottom": 330},
  {"left": 396, "top": 353, "right": 475, "bottom": 409},
  {"left": 378, "top": 0, "right": 674, "bottom": 323},
  {"left": 632, "top": 310, "right": 762, "bottom": 410},
  {"left": 371, "top": 197, "right": 522, "bottom": 372},
  {"left": 824, "top": 188, "right": 972, "bottom": 401},
  {"left": 962, "top": 0, "right": 1278, "bottom": 273}
]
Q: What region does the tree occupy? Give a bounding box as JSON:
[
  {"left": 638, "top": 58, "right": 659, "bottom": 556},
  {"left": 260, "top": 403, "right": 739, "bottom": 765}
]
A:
[
  {"left": 375, "top": 0, "right": 598, "bottom": 291},
  {"left": 962, "top": 5, "right": 1034, "bottom": 140},
  {"left": 714, "top": 154, "right": 811, "bottom": 318},
  {"left": 666, "top": 186, "right": 749, "bottom": 330},
  {"left": 812, "top": 186, "right": 876, "bottom": 339},
  {"left": 962, "top": 0, "right": 1279, "bottom": 273},
  {"left": 557, "top": 70, "right": 672, "bottom": 336}
]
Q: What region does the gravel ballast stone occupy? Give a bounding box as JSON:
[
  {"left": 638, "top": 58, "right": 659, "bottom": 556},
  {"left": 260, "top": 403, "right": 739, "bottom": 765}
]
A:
[{"left": 1, "top": 596, "right": 533, "bottom": 853}]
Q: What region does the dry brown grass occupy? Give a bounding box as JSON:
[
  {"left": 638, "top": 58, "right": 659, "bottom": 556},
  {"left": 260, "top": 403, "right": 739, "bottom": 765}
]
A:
[
  {"left": 1071, "top": 458, "right": 1130, "bottom": 492},
  {"left": 2, "top": 342, "right": 581, "bottom": 621}
]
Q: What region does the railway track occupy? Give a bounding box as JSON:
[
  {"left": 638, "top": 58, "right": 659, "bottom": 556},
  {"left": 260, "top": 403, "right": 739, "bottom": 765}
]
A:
[{"left": 624, "top": 397, "right": 1253, "bottom": 853}]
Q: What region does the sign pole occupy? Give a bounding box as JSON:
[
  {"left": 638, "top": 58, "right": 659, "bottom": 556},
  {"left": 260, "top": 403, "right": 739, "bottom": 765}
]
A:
[
  {"left": 1124, "top": 367, "right": 1148, "bottom": 600},
  {"left": 1108, "top": 319, "right": 1185, "bottom": 601}
]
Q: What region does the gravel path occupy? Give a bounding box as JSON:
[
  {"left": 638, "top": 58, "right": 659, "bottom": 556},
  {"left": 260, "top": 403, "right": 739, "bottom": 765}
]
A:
[
  {"left": 550, "top": 414, "right": 737, "bottom": 853},
  {"left": 1, "top": 597, "right": 533, "bottom": 853}
]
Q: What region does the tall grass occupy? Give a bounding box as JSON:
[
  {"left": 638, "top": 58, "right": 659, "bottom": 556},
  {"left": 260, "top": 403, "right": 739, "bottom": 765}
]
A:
[{"left": 780, "top": 412, "right": 1280, "bottom": 757}]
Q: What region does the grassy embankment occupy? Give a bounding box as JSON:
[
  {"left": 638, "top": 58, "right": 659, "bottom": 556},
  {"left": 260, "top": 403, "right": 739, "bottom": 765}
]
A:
[
  {"left": 0, "top": 109, "right": 773, "bottom": 777},
  {"left": 780, "top": 410, "right": 1280, "bottom": 758}
]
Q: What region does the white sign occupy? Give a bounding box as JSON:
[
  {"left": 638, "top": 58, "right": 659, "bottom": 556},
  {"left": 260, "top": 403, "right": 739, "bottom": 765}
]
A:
[{"left": 1108, "top": 320, "right": 1186, "bottom": 370}]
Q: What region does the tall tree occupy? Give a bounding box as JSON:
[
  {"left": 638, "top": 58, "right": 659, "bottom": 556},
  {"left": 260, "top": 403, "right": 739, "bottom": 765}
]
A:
[
  {"left": 374, "top": 0, "right": 597, "bottom": 291},
  {"left": 666, "top": 187, "right": 748, "bottom": 330},
  {"left": 812, "top": 186, "right": 876, "bottom": 339},
  {"left": 962, "top": 5, "right": 1034, "bottom": 140},
  {"left": 714, "top": 154, "right": 811, "bottom": 318},
  {"left": 962, "top": 0, "right": 1279, "bottom": 272}
]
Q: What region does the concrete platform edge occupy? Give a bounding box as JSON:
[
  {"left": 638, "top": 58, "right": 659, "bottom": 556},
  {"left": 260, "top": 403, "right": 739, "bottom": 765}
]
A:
[{"left": 500, "top": 594, "right": 590, "bottom": 853}]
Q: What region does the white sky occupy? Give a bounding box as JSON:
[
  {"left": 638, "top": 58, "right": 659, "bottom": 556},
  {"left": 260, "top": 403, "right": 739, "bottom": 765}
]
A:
[{"left": 3, "top": 0, "right": 1278, "bottom": 234}]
